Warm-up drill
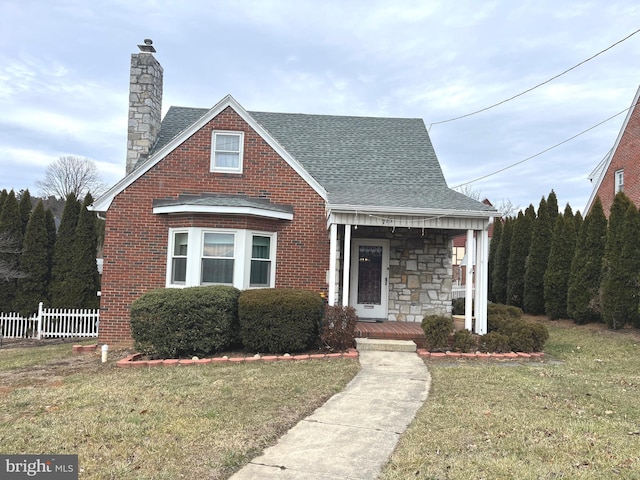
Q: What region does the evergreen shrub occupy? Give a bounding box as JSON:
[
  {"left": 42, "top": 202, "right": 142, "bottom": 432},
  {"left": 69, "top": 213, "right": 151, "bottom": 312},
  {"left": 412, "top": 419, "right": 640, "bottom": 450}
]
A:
[
  {"left": 480, "top": 331, "right": 511, "bottom": 353},
  {"left": 421, "top": 315, "right": 453, "bottom": 351},
  {"left": 453, "top": 329, "right": 476, "bottom": 352},
  {"left": 320, "top": 305, "right": 358, "bottom": 352},
  {"left": 130, "top": 285, "right": 241, "bottom": 358},
  {"left": 485, "top": 303, "right": 549, "bottom": 352},
  {"left": 239, "top": 288, "right": 323, "bottom": 354}
]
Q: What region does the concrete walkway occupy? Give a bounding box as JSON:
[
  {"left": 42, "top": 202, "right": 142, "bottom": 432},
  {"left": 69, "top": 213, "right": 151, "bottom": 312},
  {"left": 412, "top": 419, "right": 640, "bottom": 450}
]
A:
[{"left": 229, "top": 351, "right": 431, "bottom": 479}]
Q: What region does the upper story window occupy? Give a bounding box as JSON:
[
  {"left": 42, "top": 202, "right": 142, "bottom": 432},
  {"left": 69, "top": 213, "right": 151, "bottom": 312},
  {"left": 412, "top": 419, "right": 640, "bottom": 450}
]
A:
[
  {"left": 167, "top": 228, "right": 276, "bottom": 289},
  {"left": 615, "top": 169, "right": 624, "bottom": 193},
  {"left": 211, "top": 131, "right": 244, "bottom": 173}
]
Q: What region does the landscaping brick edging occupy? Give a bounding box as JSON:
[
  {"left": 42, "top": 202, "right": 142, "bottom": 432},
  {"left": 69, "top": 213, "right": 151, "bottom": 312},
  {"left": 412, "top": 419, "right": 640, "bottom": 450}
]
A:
[
  {"left": 72, "top": 344, "right": 99, "bottom": 354},
  {"left": 417, "top": 349, "right": 545, "bottom": 361},
  {"left": 114, "top": 348, "right": 360, "bottom": 368}
]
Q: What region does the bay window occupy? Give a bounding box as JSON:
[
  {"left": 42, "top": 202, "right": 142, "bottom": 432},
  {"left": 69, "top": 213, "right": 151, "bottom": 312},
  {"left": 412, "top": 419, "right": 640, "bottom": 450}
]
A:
[{"left": 167, "top": 228, "right": 276, "bottom": 289}]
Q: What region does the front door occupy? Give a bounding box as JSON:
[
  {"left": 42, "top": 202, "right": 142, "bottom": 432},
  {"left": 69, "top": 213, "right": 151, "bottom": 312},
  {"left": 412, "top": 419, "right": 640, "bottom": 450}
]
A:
[{"left": 350, "top": 239, "right": 389, "bottom": 319}]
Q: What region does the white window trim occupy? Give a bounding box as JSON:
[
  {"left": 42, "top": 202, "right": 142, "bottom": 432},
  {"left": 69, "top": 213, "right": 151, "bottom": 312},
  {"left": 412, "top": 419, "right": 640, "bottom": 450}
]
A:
[
  {"left": 245, "top": 233, "right": 277, "bottom": 288},
  {"left": 615, "top": 169, "right": 624, "bottom": 193},
  {"left": 211, "top": 130, "right": 244, "bottom": 174},
  {"left": 166, "top": 227, "right": 276, "bottom": 289}
]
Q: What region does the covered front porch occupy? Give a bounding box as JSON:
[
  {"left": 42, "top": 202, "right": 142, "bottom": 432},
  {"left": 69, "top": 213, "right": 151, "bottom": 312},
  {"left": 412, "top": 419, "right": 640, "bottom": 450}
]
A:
[{"left": 327, "top": 209, "right": 493, "bottom": 335}]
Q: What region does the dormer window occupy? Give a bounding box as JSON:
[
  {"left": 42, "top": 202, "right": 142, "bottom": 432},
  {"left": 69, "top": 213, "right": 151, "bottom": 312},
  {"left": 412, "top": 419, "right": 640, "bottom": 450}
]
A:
[
  {"left": 615, "top": 169, "right": 624, "bottom": 193},
  {"left": 211, "top": 131, "right": 244, "bottom": 173}
]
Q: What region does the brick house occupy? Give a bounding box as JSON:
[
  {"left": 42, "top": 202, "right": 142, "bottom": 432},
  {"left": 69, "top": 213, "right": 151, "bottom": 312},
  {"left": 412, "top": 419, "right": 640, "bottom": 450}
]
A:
[
  {"left": 91, "top": 41, "right": 496, "bottom": 345},
  {"left": 585, "top": 85, "right": 640, "bottom": 216},
  {"left": 451, "top": 199, "right": 495, "bottom": 287}
]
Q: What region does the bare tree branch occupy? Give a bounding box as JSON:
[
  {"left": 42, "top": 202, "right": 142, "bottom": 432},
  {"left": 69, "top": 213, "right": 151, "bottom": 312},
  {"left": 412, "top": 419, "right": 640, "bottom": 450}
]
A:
[
  {"left": 454, "top": 184, "right": 483, "bottom": 201},
  {"left": 36, "top": 156, "right": 107, "bottom": 200}
]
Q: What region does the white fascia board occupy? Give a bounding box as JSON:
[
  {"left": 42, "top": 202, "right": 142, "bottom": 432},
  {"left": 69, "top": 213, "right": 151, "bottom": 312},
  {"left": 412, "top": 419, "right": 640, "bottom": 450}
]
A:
[
  {"left": 327, "top": 204, "right": 497, "bottom": 219},
  {"left": 584, "top": 84, "right": 640, "bottom": 214},
  {"left": 152, "top": 204, "right": 293, "bottom": 220},
  {"left": 89, "top": 94, "right": 327, "bottom": 213}
]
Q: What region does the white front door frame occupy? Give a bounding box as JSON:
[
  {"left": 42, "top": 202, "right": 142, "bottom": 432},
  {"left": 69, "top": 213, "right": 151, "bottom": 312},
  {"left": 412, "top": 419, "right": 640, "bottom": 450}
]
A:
[{"left": 349, "top": 238, "right": 389, "bottom": 319}]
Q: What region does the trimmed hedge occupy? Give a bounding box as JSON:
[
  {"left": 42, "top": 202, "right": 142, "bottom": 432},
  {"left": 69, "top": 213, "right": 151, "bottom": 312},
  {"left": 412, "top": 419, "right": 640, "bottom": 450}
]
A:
[
  {"left": 130, "top": 285, "right": 241, "bottom": 358},
  {"left": 239, "top": 288, "right": 323, "bottom": 354},
  {"left": 422, "top": 315, "right": 453, "bottom": 351},
  {"left": 485, "top": 303, "right": 549, "bottom": 352},
  {"left": 320, "top": 305, "right": 358, "bottom": 352},
  {"left": 453, "top": 329, "right": 476, "bottom": 353}
]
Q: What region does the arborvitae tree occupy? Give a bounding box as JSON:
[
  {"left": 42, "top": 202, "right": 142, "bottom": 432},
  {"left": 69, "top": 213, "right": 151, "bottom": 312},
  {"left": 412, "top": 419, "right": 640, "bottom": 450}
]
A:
[
  {"left": 14, "top": 201, "right": 50, "bottom": 314},
  {"left": 524, "top": 196, "right": 554, "bottom": 314},
  {"left": 18, "top": 189, "right": 32, "bottom": 235},
  {"left": 574, "top": 210, "right": 583, "bottom": 239},
  {"left": 507, "top": 205, "right": 535, "bottom": 307},
  {"left": 49, "top": 193, "right": 81, "bottom": 307},
  {"left": 544, "top": 205, "right": 575, "bottom": 319},
  {"left": 68, "top": 193, "right": 100, "bottom": 308},
  {"left": 44, "top": 208, "right": 57, "bottom": 296},
  {"left": 488, "top": 218, "right": 503, "bottom": 303},
  {"left": 602, "top": 196, "right": 640, "bottom": 329},
  {"left": 0, "top": 189, "right": 8, "bottom": 214},
  {"left": 493, "top": 217, "right": 513, "bottom": 304},
  {"left": 601, "top": 192, "right": 633, "bottom": 290},
  {"left": 547, "top": 190, "right": 559, "bottom": 225},
  {"left": 0, "top": 190, "right": 24, "bottom": 311},
  {"left": 567, "top": 197, "right": 607, "bottom": 324}
]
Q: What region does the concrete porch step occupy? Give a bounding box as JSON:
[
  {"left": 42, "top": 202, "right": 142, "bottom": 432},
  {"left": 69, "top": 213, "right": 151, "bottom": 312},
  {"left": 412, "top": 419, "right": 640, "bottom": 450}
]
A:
[{"left": 355, "top": 338, "right": 417, "bottom": 352}]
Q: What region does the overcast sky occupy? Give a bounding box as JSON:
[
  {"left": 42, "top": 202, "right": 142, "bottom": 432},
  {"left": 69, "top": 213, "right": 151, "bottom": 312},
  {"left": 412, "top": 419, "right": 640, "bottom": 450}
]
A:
[{"left": 1, "top": 0, "right": 639, "bottom": 214}]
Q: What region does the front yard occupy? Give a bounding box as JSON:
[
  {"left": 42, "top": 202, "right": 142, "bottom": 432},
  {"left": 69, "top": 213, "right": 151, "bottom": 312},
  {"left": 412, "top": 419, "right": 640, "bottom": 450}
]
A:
[
  {"left": 2, "top": 318, "right": 639, "bottom": 479},
  {"left": 0, "top": 343, "right": 359, "bottom": 479},
  {"left": 381, "top": 318, "right": 640, "bottom": 479}
]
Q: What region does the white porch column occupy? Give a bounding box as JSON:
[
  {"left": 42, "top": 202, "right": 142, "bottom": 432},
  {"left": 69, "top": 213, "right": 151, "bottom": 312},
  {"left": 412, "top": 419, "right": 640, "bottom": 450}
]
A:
[
  {"left": 474, "top": 226, "right": 489, "bottom": 334},
  {"left": 342, "top": 224, "right": 351, "bottom": 307},
  {"left": 464, "top": 229, "right": 474, "bottom": 330},
  {"left": 328, "top": 223, "right": 338, "bottom": 306}
]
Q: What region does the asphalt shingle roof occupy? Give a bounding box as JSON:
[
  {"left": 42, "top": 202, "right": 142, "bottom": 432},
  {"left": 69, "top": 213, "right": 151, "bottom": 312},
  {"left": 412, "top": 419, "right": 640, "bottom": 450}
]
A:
[
  {"left": 151, "top": 106, "right": 494, "bottom": 214},
  {"left": 152, "top": 193, "right": 293, "bottom": 215}
]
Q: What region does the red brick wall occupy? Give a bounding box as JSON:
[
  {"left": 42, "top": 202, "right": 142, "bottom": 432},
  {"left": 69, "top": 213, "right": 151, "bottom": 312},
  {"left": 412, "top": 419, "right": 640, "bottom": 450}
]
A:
[
  {"left": 99, "top": 107, "right": 329, "bottom": 345},
  {"left": 596, "top": 103, "right": 640, "bottom": 217}
]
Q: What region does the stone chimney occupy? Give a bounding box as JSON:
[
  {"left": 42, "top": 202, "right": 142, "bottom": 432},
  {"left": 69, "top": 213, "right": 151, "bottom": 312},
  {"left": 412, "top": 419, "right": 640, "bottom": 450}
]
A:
[{"left": 126, "top": 39, "right": 163, "bottom": 174}]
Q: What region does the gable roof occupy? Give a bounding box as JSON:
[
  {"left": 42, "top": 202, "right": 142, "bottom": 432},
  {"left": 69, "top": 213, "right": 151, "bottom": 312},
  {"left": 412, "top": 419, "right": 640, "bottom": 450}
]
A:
[
  {"left": 585, "top": 84, "right": 640, "bottom": 213},
  {"left": 92, "top": 95, "right": 495, "bottom": 217}
]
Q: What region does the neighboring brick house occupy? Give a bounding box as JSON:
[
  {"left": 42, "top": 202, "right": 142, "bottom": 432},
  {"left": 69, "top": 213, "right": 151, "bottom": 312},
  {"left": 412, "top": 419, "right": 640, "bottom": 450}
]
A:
[
  {"left": 585, "top": 85, "right": 640, "bottom": 216},
  {"left": 91, "top": 41, "right": 496, "bottom": 345},
  {"left": 451, "top": 199, "right": 495, "bottom": 286}
]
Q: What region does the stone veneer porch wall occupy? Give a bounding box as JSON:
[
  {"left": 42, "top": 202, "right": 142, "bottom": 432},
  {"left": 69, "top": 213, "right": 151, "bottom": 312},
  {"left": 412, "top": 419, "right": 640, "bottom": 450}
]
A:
[
  {"left": 387, "top": 229, "right": 453, "bottom": 321},
  {"left": 336, "top": 226, "right": 453, "bottom": 322}
]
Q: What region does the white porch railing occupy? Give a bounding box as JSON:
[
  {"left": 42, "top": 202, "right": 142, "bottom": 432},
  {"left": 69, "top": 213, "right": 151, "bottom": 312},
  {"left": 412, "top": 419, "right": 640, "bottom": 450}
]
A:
[
  {"left": 0, "top": 302, "right": 99, "bottom": 340},
  {"left": 451, "top": 285, "right": 475, "bottom": 299}
]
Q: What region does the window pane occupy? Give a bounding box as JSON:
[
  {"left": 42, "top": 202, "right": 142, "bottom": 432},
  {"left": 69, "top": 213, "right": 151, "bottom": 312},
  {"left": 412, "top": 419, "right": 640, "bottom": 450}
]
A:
[
  {"left": 203, "top": 233, "right": 234, "bottom": 257},
  {"left": 174, "top": 232, "right": 188, "bottom": 256},
  {"left": 202, "top": 258, "right": 234, "bottom": 284},
  {"left": 216, "top": 134, "right": 239, "bottom": 151},
  {"left": 250, "top": 260, "right": 270, "bottom": 287},
  {"left": 215, "top": 152, "right": 239, "bottom": 168},
  {"left": 172, "top": 258, "right": 186, "bottom": 283},
  {"left": 252, "top": 236, "right": 270, "bottom": 259},
  {"left": 357, "top": 245, "right": 382, "bottom": 304}
]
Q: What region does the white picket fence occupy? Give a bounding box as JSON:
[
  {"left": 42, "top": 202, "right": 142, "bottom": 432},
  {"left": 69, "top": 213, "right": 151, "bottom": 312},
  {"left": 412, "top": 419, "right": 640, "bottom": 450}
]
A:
[{"left": 0, "top": 302, "right": 99, "bottom": 340}]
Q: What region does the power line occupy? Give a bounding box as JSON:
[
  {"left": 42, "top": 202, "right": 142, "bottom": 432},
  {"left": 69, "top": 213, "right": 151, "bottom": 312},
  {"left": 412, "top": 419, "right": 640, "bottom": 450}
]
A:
[
  {"left": 428, "top": 27, "right": 640, "bottom": 128},
  {"left": 452, "top": 103, "right": 637, "bottom": 189}
]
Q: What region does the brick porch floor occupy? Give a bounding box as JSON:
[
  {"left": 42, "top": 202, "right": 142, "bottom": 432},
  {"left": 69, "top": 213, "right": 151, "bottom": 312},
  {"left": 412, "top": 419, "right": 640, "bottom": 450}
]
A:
[{"left": 355, "top": 321, "right": 425, "bottom": 348}]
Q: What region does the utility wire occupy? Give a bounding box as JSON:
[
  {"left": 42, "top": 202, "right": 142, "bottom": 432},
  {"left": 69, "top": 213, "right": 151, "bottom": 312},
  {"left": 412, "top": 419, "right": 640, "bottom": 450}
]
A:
[
  {"left": 429, "top": 27, "right": 640, "bottom": 128},
  {"left": 452, "top": 103, "right": 637, "bottom": 189}
]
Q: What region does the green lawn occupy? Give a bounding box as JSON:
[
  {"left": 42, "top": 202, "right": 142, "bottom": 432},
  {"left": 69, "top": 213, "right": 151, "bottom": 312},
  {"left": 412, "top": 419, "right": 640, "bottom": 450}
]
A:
[
  {"left": 0, "top": 344, "right": 359, "bottom": 479},
  {"left": 381, "top": 319, "right": 640, "bottom": 479}
]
